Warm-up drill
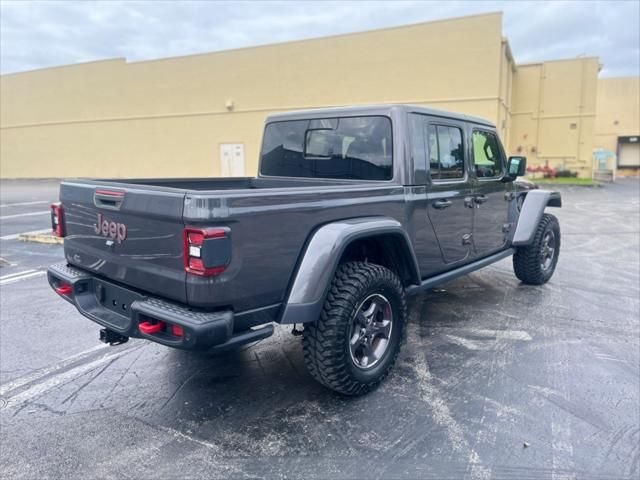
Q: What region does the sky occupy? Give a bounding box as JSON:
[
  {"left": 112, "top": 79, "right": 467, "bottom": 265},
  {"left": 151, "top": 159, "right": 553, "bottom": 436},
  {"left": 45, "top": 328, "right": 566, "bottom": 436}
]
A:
[{"left": 1, "top": 0, "right": 639, "bottom": 77}]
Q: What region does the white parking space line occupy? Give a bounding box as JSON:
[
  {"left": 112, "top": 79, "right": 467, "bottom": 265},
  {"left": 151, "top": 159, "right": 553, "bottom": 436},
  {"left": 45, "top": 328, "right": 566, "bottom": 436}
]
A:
[
  {"left": 0, "top": 343, "right": 109, "bottom": 396},
  {"left": 0, "top": 211, "right": 50, "bottom": 221},
  {"left": 0, "top": 269, "right": 37, "bottom": 280},
  {"left": 0, "top": 201, "right": 50, "bottom": 208},
  {"left": 5, "top": 349, "right": 130, "bottom": 408},
  {"left": 0, "top": 228, "right": 52, "bottom": 241},
  {"left": 0, "top": 270, "right": 46, "bottom": 285}
]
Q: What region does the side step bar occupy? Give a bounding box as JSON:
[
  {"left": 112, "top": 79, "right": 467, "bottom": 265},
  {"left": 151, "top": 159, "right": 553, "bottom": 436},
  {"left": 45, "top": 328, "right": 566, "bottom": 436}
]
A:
[{"left": 406, "top": 248, "right": 515, "bottom": 296}]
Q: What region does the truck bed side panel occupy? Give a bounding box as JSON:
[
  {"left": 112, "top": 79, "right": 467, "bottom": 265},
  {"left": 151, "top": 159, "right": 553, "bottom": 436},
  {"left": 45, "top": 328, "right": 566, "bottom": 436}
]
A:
[{"left": 183, "top": 185, "right": 408, "bottom": 311}]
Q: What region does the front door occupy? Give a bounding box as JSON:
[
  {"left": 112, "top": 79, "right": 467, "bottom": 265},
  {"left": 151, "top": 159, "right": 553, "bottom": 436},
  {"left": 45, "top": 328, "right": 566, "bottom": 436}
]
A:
[
  {"left": 425, "top": 122, "right": 475, "bottom": 265},
  {"left": 471, "top": 129, "right": 511, "bottom": 256}
]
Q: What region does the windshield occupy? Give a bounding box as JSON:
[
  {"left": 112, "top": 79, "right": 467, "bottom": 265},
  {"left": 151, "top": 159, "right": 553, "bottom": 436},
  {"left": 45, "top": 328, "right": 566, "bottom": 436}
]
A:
[{"left": 260, "top": 116, "right": 393, "bottom": 180}]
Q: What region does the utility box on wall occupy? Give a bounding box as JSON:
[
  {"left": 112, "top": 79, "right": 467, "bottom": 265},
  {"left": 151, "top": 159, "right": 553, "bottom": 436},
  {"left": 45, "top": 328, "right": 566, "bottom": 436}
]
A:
[{"left": 220, "top": 143, "right": 245, "bottom": 177}]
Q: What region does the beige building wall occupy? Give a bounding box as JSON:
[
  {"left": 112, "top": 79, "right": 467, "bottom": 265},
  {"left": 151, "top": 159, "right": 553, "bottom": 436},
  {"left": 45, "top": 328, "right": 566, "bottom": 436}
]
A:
[
  {"left": 497, "top": 40, "right": 516, "bottom": 148},
  {"left": 595, "top": 77, "right": 640, "bottom": 151},
  {"left": 1, "top": 13, "right": 509, "bottom": 179},
  {"left": 2, "top": 12, "right": 608, "bottom": 180},
  {"left": 508, "top": 57, "right": 600, "bottom": 178},
  {"left": 594, "top": 76, "right": 640, "bottom": 172}
]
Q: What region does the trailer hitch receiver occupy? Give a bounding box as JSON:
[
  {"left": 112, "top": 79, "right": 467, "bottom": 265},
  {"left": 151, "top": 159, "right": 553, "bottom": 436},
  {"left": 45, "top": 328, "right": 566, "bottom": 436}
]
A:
[{"left": 99, "top": 328, "right": 129, "bottom": 346}]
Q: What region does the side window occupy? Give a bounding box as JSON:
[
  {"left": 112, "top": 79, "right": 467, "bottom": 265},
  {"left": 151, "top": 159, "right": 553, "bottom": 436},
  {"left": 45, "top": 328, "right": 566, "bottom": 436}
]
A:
[
  {"left": 428, "top": 125, "right": 465, "bottom": 180},
  {"left": 473, "top": 130, "right": 503, "bottom": 178}
]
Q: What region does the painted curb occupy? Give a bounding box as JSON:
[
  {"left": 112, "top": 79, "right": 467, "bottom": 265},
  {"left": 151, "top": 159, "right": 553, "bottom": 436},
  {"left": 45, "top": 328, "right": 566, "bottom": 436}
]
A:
[{"left": 18, "top": 233, "right": 64, "bottom": 245}]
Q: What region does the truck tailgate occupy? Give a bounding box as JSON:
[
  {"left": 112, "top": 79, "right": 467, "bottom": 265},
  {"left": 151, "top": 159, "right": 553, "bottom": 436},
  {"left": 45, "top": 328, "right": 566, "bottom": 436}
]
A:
[{"left": 60, "top": 181, "right": 187, "bottom": 303}]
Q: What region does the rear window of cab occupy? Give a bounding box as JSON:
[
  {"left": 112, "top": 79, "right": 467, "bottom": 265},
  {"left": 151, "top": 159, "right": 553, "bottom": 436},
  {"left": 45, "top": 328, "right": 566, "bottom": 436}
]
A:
[{"left": 260, "top": 116, "right": 393, "bottom": 181}]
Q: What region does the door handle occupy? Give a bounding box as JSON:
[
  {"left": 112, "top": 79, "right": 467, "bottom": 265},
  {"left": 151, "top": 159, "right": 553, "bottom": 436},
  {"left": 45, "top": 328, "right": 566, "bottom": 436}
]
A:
[
  {"left": 474, "top": 195, "right": 489, "bottom": 204},
  {"left": 433, "top": 199, "right": 452, "bottom": 209}
]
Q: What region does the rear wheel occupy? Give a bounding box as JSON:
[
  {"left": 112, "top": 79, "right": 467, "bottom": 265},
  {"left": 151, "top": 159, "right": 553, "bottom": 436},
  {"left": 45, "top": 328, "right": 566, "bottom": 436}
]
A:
[
  {"left": 302, "top": 261, "right": 406, "bottom": 395},
  {"left": 513, "top": 213, "right": 560, "bottom": 285}
]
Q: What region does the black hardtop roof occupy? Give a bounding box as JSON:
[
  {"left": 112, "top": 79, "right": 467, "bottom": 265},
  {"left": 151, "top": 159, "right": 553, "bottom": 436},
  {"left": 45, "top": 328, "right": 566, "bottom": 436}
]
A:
[{"left": 267, "top": 104, "right": 495, "bottom": 128}]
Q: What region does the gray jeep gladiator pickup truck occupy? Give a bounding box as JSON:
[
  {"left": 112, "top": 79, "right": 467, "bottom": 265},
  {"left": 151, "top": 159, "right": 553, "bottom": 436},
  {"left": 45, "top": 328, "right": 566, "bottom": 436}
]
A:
[{"left": 48, "top": 104, "right": 561, "bottom": 395}]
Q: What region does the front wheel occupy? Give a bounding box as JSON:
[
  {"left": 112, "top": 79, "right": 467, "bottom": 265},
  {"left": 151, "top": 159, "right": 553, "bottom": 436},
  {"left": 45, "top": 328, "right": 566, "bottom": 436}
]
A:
[
  {"left": 302, "top": 262, "right": 406, "bottom": 395},
  {"left": 513, "top": 213, "right": 561, "bottom": 285}
]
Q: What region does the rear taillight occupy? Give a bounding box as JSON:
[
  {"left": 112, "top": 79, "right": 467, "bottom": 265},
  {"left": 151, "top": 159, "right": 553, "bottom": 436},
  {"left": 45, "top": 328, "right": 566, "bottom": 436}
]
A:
[
  {"left": 183, "top": 227, "right": 229, "bottom": 276},
  {"left": 51, "top": 203, "right": 65, "bottom": 237}
]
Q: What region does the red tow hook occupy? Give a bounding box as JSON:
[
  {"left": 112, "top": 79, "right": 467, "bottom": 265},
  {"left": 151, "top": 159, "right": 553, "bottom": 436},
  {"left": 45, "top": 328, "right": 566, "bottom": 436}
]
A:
[
  {"left": 139, "top": 321, "right": 164, "bottom": 334},
  {"left": 55, "top": 284, "right": 73, "bottom": 296}
]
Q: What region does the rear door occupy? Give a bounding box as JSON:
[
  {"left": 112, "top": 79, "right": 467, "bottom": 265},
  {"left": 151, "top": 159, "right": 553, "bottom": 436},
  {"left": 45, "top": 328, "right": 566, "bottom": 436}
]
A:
[
  {"left": 60, "top": 181, "right": 187, "bottom": 303},
  {"left": 470, "top": 127, "right": 511, "bottom": 256},
  {"left": 424, "top": 119, "right": 475, "bottom": 265}
]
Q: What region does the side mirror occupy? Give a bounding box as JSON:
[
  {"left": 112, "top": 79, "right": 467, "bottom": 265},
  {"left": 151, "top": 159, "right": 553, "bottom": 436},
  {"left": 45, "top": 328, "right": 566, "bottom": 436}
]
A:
[{"left": 507, "top": 156, "right": 527, "bottom": 178}]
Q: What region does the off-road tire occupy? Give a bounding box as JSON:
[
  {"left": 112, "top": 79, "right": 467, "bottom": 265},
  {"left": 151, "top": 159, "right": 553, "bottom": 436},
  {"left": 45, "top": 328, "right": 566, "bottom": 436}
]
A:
[
  {"left": 513, "top": 213, "right": 560, "bottom": 285},
  {"left": 302, "top": 262, "right": 406, "bottom": 395}
]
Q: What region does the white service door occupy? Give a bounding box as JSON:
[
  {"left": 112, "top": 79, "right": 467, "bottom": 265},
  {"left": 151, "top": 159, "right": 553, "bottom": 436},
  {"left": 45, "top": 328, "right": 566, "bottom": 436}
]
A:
[
  {"left": 220, "top": 143, "right": 246, "bottom": 177},
  {"left": 619, "top": 142, "right": 640, "bottom": 167}
]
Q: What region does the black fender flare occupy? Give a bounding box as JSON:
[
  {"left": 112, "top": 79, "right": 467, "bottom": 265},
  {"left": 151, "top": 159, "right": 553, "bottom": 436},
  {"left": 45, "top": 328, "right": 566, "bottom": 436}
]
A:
[
  {"left": 279, "top": 217, "right": 420, "bottom": 324},
  {"left": 512, "top": 190, "right": 562, "bottom": 246}
]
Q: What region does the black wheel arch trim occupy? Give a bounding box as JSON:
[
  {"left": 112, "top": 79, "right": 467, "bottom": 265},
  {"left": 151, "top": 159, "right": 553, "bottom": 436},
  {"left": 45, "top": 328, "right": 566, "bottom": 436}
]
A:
[
  {"left": 279, "top": 217, "right": 420, "bottom": 325},
  {"left": 512, "top": 190, "right": 562, "bottom": 246}
]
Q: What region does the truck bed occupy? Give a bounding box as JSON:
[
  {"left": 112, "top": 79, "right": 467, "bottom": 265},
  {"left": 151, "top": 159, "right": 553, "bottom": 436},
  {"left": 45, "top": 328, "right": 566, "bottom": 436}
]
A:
[{"left": 59, "top": 177, "right": 409, "bottom": 322}]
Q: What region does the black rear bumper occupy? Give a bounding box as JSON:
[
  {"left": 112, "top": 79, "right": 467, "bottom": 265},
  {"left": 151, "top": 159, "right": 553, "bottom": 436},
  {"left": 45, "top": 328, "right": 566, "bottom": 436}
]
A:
[{"left": 47, "top": 263, "right": 273, "bottom": 351}]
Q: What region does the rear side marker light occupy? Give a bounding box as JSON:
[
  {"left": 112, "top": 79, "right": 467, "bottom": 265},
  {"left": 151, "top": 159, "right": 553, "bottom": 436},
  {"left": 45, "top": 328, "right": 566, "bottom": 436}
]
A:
[
  {"left": 51, "top": 203, "right": 65, "bottom": 237},
  {"left": 183, "top": 227, "right": 229, "bottom": 276}
]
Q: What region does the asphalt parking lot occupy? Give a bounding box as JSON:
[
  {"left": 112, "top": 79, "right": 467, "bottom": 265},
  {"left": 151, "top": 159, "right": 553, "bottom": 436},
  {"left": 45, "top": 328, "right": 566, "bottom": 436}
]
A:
[{"left": 1, "top": 178, "right": 639, "bottom": 479}]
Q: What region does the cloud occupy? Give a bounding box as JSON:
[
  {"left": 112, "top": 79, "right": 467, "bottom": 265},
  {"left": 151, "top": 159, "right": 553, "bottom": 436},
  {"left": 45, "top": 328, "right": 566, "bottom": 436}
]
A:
[{"left": 1, "top": 0, "right": 638, "bottom": 77}]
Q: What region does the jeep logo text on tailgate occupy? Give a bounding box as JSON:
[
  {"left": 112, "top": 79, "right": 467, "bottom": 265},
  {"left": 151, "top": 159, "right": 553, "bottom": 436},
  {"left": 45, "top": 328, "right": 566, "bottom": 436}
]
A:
[{"left": 94, "top": 213, "right": 127, "bottom": 244}]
